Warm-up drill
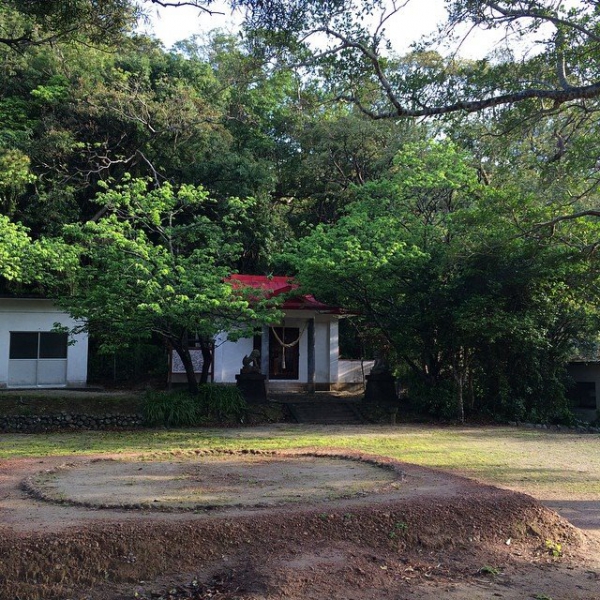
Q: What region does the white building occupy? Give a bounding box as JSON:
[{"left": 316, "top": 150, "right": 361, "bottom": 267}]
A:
[
  {"left": 0, "top": 298, "right": 88, "bottom": 388},
  {"left": 211, "top": 276, "right": 372, "bottom": 392}
]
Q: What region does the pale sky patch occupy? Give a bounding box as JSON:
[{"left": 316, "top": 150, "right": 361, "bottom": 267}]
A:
[{"left": 136, "top": 0, "right": 512, "bottom": 60}]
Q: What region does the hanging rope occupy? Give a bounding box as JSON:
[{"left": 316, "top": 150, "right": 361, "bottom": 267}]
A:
[{"left": 271, "top": 321, "right": 309, "bottom": 369}]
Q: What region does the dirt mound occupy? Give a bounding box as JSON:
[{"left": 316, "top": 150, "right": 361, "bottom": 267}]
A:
[{"left": 0, "top": 451, "right": 594, "bottom": 600}]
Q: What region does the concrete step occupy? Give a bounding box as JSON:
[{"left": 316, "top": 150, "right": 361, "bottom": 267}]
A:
[{"left": 285, "top": 401, "right": 365, "bottom": 425}]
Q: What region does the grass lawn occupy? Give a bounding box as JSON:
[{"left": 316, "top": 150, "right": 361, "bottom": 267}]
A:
[{"left": 1, "top": 423, "right": 598, "bottom": 501}]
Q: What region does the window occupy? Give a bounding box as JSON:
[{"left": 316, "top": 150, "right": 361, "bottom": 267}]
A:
[
  {"left": 39, "top": 332, "right": 68, "bottom": 359},
  {"left": 10, "top": 332, "right": 68, "bottom": 360},
  {"left": 9, "top": 332, "right": 39, "bottom": 359},
  {"left": 571, "top": 382, "right": 597, "bottom": 409}
]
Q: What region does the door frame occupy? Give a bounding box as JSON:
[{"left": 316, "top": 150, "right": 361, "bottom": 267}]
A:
[{"left": 268, "top": 326, "right": 300, "bottom": 380}]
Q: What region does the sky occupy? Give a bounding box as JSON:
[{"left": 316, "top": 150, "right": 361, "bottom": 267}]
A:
[
  {"left": 139, "top": 1, "right": 241, "bottom": 47},
  {"left": 138, "top": 0, "right": 492, "bottom": 57}
]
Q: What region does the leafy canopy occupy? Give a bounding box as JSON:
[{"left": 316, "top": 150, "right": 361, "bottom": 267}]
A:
[
  {"left": 60, "top": 178, "right": 280, "bottom": 390},
  {"left": 289, "top": 140, "right": 600, "bottom": 420}
]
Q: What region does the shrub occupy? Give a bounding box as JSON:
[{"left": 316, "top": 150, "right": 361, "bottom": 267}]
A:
[
  {"left": 143, "top": 385, "right": 247, "bottom": 427},
  {"left": 198, "top": 384, "right": 246, "bottom": 422},
  {"left": 143, "top": 390, "right": 202, "bottom": 427}
]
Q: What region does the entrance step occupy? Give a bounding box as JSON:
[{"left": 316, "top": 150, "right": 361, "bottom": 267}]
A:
[
  {"left": 284, "top": 401, "right": 365, "bottom": 425},
  {"left": 268, "top": 382, "right": 307, "bottom": 393}
]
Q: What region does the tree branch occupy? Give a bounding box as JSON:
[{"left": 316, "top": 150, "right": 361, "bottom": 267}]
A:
[
  {"left": 319, "top": 26, "right": 405, "bottom": 115},
  {"left": 535, "top": 209, "right": 600, "bottom": 229},
  {"left": 147, "top": 0, "right": 224, "bottom": 14},
  {"left": 340, "top": 81, "right": 600, "bottom": 119},
  {"left": 482, "top": 1, "right": 600, "bottom": 44}
]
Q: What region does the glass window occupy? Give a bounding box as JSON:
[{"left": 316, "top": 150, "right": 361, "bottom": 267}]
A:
[
  {"left": 572, "top": 382, "right": 597, "bottom": 409},
  {"left": 9, "top": 332, "right": 39, "bottom": 359},
  {"left": 10, "top": 332, "right": 68, "bottom": 359},
  {"left": 39, "top": 332, "right": 68, "bottom": 359}
]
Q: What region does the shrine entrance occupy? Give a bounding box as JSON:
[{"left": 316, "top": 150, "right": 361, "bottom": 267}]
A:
[{"left": 269, "top": 327, "right": 300, "bottom": 380}]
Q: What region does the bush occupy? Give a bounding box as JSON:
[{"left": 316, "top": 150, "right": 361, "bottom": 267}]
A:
[
  {"left": 198, "top": 384, "right": 246, "bottom": 422},
  {"left": 405, "top": 376, "right": 459, "bottom": 420},
  {"left": 143, "top": 390, "right": 202, "bottom": 427},
  {"left": 143, "top": 385, "right": 247, "bottom": 427}
]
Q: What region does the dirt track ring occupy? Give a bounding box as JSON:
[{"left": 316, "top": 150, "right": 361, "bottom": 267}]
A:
[{"left": 21, "top": 450, "right": 406, "bottom": 512}]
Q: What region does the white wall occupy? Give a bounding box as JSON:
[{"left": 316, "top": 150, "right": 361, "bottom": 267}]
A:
[
  {"left": 212, "top": 332, "right": 254, "bottom": 383},
  {"left": 329, "top": 319, "right": 339, "bottom": 385},
  {"left": 0, "top": 298, "right": 88, "bottom": 388},
  {"left": 213, "top": 312, "right": 340, "bottom": 384},
  {"left": 338, "top": 359, "right": 375, "bottom": 384},
  {"left": 315, "top": 320, "right": 330, "bottom": 383}
]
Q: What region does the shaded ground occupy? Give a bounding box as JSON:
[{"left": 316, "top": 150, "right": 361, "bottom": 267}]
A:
[{"left": 1, "top": 448, "right": 599, "bottom": 600}]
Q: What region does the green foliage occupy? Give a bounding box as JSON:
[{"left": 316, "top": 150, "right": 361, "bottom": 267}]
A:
[
  {"left": 197, "top": 384, "right": 247, "bottom": 422},
  {"left": 545, "top": 539, "right": 563, "bottom": 558},
  {"left": 0, "top": 148, "right": 35, "bottom": 215},
  {"left": 242, "top": 0, "right": 600, "bottom": 119},
  {"left": 404, "top": 376, "right": 457, "bottom": 420},
  {"left": 290, "top": 140, "right": 600, "bottom": 422},
  {"left": 87, "top": 340, "right": 166, "bottom": 384},
  {"left": 0, "top": 215, "right": 78, "bottom": 290},
  {"left": 143, "top": 390, "right": 202, "bottom": 427},
  {"left": 1, "top": 0, "right": 600, "bottom": 417},
  {"left": 478, "top": 565, "right": 501, "bottom": 576},
  {"left": 143, "top": 385, "right": 247, "bottom": 427},
  {"left": 57, "top": 178, "right": 280, "bottom": 392},
  {"left": 1, "top": 0, "right": 139, "bottom": 49},
  {"left": 388, "top": 521, "right": 408, "bottom": 539},
  {"left": 0, "top": 215, "right": 30, "bottom": 281}
]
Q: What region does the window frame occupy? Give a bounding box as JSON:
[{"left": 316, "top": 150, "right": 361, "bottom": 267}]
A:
[{"left": 9, "top": 331, "right": 68, "bottom": 360}]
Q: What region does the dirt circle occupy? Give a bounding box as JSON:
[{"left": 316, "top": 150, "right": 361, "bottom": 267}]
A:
[{"left": 22, "top": 451, "right": 404, "bottom": 511}]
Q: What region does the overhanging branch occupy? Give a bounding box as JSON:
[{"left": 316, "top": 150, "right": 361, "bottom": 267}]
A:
[
  {"left": 147, "top": 0, "right": 224, "bottom": 14},
  {"left": 535, "top": 209, "right": 600, "bottom": 229},
  {"left": 340, "top": 81, "right": 600, "bottom": 119}
]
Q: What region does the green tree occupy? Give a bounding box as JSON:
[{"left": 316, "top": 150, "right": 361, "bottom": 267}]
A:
[
  {"left": 0, "top": 214, "right": 78, "bottom": 295},
  {"left": 289, "top": 141, "right": 600, "bottom": 421},
  {"left": 0, "top": 0, "right": 138, "bottom": 49},
  {"left": 0, "top": 148, "right": 35, "bottom": 215},
  {"left": 60, "top": 178, "right": 279, "bottom": 393},
  {"left": 240, "top": 0, "right": 600, "bottom": 118},
  {"left": 0, "top": 214, "right": 31, "bottom": 282}
]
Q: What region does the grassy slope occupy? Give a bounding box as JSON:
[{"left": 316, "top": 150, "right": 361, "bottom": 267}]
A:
[
  {"left": 0, "top": 391, "right": 142, "bottom": 415},
  {"left": 1, "top": 424, "right": 598, "bottom": 500}
]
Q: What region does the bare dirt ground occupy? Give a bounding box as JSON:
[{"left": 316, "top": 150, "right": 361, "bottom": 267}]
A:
[{"left": 1, "top": 449, "right": 599, "bottom": 600}]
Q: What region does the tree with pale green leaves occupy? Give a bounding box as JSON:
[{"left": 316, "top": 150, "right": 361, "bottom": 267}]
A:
[
  {"left": 60, "top": 178, "right": 280, "bottom": 393},
  {"left": 0, "top": 214, "right": 78, "bottom": 289}
]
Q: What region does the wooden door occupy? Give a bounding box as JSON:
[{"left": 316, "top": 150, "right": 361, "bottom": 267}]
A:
[{"left": 269, "top": 327, "right": 300, "bottom": 379}]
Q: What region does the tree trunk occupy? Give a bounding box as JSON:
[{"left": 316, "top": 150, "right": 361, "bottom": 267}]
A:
[
  {"left": 456, "top": 374, "right": 465, "bottom": 424},
  {"left": 199, "top": 337, "right": 213, "bottom": 385},
  {"left": 171, "top": 340, "right": 199, "bottom": 395},
  {"left": 452, "top": 347, "right": 467, "bottom": 424},
  {"left": 468, "top": 369, "right": 475, "bottom": 411}
]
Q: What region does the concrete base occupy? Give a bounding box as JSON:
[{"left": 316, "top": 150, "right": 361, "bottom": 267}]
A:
[
  {"left": 364, "top": 373, "right": 397, "bottom": 403},
  {"left": 236, "top": 373, "right": 268, "bottom": 403}
]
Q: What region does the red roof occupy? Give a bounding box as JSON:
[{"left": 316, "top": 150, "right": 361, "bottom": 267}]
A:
[{"left": 227, "top": 275, "right": 342, "bottom": 313}]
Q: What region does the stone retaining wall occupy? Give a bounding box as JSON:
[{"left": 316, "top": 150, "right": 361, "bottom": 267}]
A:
[{"left": 0, "top": 413, "right": 144, "bottom": 433}]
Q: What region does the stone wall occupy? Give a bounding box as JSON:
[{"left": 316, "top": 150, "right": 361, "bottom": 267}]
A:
[{"left": 0, "top": 413, "right": 143, "bottom": 433}]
